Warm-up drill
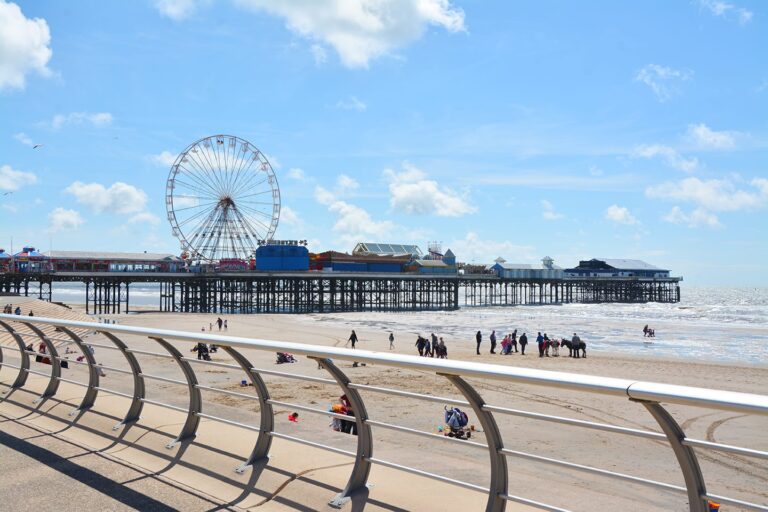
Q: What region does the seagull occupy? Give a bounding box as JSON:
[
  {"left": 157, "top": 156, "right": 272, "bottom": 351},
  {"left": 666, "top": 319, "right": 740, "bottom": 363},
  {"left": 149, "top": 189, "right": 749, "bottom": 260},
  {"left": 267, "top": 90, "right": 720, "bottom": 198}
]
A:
[
  {"left": 2, "top": 192, "right": 12, "bottom": 196},
  {"left": 32, "top": 144, "right": 44, "bottom": 149}
]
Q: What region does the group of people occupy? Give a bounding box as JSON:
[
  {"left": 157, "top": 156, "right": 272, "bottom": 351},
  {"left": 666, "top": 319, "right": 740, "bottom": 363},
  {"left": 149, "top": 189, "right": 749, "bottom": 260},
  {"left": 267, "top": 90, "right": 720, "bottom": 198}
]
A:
[
  {"left": 329, "top": 393, "right": 358, "bottom": 435},
  {"left": 201, "top": 317, "right": 228, "bottom": 332},
  {"left": 415, "top": 333, "right": 448, "bottom": 358},
  {"left": 476, "top": 330, "right": 586, "bottom": 358},
  {"left": 2, "top": 304, "right": 24, "bottom": 315},
  {"left": 191, "top": 342, "right": 219, "bottom": 360}
]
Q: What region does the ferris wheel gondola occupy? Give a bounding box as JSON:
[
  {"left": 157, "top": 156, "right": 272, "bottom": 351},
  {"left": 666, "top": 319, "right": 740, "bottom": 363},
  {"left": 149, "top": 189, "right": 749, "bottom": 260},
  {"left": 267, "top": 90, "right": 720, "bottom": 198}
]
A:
[{"left": 165, "top": 135, "right": 280, "bottom": 261}]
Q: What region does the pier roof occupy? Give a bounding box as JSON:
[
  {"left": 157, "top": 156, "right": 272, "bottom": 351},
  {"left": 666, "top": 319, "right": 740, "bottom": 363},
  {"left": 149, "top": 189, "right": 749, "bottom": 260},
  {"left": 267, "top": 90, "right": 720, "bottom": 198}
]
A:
[
  {"left": 593, "top": 258, "right": 666, "bottom": 271},
  {"left": 353, "top": 242, "right": 422, "bottom": 257},
  {"left": 44, "top": 250, "right": 182, "bottom": 262}
]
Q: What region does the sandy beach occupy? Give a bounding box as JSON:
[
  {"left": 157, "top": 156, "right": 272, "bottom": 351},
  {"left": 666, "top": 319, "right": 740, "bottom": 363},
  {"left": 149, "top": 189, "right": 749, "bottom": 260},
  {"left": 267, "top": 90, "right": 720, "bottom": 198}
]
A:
[{"left": 34, "top": 305, "right": 763, "bottom": 512}]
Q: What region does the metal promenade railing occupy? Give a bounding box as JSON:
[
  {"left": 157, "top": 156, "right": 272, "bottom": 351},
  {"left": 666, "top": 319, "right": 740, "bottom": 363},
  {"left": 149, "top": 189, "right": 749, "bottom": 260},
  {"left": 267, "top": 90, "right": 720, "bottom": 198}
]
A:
[{"left": 0, "top": 313, "right": 766, "bottom": 511}]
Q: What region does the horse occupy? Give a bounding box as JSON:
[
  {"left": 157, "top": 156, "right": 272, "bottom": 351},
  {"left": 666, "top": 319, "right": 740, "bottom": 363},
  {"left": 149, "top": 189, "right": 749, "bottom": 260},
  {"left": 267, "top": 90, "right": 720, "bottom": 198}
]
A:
[
  {"left": 549, "top": 339, "right": 560, "bottom": 357},
  {"left": 560, "top": 338, "right": 586, "bottom": 358}
]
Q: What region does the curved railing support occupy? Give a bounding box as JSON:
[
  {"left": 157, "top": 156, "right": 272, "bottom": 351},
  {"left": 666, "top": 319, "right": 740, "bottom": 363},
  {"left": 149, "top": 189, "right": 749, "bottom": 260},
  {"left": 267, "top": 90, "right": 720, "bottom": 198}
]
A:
[
  {"left": 151, "top": 337, "right": 202, "bottom": 448},
  {"left": 0, "top": 320, "right": 29, "bottom": 390},
  {"left": 443, "top": 374, "right": 508, "bottom": 512},
  {"left": 22, "top": 322, "right": 61, "bottom": 403},
  {"left": 101, "top": 332, "right": 145, "bottom": 430},
  {"left": 57, "top": 326, "right": 99, "bottom": 415},
  {"left": 312, "top": 357, "right": 373, "bottom": 508},
  {"left": 639, "top": 401, "right": 708, "bottom": 512},
  {"left": 222, "top": 345, "right": 274, "bottom": 473}
]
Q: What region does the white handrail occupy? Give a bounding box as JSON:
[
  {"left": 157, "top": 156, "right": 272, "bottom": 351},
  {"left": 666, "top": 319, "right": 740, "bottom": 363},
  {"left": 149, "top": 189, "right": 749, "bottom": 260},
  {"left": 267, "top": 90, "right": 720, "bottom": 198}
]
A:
[{"left": 3, "top": 313, "right": 766, "bottom": 415}]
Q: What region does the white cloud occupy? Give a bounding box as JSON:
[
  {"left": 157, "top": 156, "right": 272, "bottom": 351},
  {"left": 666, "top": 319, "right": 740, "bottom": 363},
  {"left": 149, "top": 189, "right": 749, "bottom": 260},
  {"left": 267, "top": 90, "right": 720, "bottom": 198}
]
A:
[
  {"left": 288, "top": 168, "right": 306, "bottom": 181},
  {"left": 384, "top": 162, "right": 475, "bottom": 217},
  {"left": 127, "top": 212, "right": 161, "bottom": 225},
  {"left": 646, "top": 177, "right": 768, "bottom": 212},
  {"left": 635, "top": 64, "right": 693, "bottom": 101},
  {"left": 604, "top": 204, "right": 639, "bottom": 225},
  {"left": 310, "top": 44, "right": 327, "bottom": 65},
  {"left": 686, "top": 123, "right": 736, "bottom": 150},
  {"left": 234, "top": 0, "right": 465, "bottom": 68},
  {"left": 47, "top": 207, "right": 84, "bottom": 233},
  {"left": 633, "top": 144, "right": 699, "bottom": 173},
  {"left": 336, "top": 174, "right": 359, "bottom": 192},
  {"left": 65, "top": 181, "right": 148, "bottom": 214},
  {"left": 279, "top": 205, "right": 302, "bottom": 227},
  {"left": 48, "top": 112, "right": 113, "bottom": 130},
  {"left": 153, "top": 0, "right": 206, "bottom": 20},
  {"left": 663, "top": 206, "right": 722, "bottom": 229},
  {"left": 151, "top": 150, "right": 178, "bottom": 167},
  {"left": 448, "top": 231, "right": 537, "bottom": 264},
  {"left": 264, "top": 153, "right": 281, "bottom": 169},
  {"left": 336, "top": 96, "right": 367, "bottom": 112},
  {"left": 698, "top": 0, "right": 752, "bottom": 24},
  {"left": 541, "top": 199, "right": 564, "bottom": 220},
  {"left": 0, "top": 1, "right": 52, "bottom": 91},
  {"left": 314, "top": 185, "right": 394, "bottom": 244},
  {"left": 0, "top": 164, "right": 37, "bottom": 191},
  {"left": 13, "top": 132, "right": 33, "bottom": 146}
]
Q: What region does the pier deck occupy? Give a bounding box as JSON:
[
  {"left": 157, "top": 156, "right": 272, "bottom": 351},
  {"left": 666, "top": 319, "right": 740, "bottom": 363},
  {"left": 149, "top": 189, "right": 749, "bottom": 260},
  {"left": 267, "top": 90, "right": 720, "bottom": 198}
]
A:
[{"left": 0, "top": 271, "right": 681, "bottom": 314}]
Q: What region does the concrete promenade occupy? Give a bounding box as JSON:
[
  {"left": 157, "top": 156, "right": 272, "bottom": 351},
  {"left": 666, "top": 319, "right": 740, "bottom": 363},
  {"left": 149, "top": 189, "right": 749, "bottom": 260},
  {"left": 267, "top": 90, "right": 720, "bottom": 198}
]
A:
[{"left": 0, "top": 377, "right": 541, "bottom": 511}]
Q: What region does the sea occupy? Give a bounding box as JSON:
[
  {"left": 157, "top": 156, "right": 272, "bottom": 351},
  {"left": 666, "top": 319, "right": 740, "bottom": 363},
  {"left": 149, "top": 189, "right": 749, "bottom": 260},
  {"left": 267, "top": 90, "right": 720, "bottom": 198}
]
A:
[{"left": 49, "top": 284, "right": 768, "bottom": 365}]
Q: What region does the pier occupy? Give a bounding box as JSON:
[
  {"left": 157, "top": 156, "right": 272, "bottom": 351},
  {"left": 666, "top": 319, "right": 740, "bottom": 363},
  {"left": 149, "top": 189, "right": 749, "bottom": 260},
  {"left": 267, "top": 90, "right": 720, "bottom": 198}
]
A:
[{"left": 0, "top": 272, "right": 680, "bottom": 315}]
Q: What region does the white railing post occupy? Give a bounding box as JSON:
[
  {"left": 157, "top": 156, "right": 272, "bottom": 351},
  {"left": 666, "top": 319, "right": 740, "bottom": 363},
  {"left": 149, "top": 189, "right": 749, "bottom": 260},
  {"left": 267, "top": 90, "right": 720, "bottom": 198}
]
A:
[
  {"left": 443, "top": 374, "right": 508, "bottom": 512},
  {"left": 22, "top": 321, "right": 61, "bottom": 403},
  {"left": 313, "top": 357, "right": 373, "bottom": 508},
  {"left": 221, "top": 346, "right": 274, "bottom": 473},
  {"left": 0, "top": 320, "right": 29, "bottom": 390},
  {"left": 101, "top": 332, "right": 145, "bottom": 430},
  {"left": 150, "top": 337, "right": 202, "bottom": 448},
  {"left": 56, "top": 325, "right": 99, "bottom": 415},
  {"left": 639, "top": 401, "right": 708, "bottom": 512}
]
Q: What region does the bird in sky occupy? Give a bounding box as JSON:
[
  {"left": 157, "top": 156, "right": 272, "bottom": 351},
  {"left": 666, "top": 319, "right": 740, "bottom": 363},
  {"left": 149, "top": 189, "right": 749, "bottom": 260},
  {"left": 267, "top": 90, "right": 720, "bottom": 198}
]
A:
[
  {"left": 32, "top": 144, "right": 44, "bottom": 149},
  {"left": 2, "top": 192, "right": 12, "bottom": 196}
]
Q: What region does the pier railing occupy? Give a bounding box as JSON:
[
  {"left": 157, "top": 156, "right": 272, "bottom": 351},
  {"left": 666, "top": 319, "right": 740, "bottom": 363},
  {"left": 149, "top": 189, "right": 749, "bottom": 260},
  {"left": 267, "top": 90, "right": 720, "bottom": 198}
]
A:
[{"left": 0, "top": 313, "right": 765, "bottom": 511}]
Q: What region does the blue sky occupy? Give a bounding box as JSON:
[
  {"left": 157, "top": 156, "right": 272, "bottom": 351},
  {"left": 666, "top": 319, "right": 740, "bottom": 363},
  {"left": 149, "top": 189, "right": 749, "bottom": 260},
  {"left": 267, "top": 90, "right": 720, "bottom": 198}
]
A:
[{"left": 1, "top": 0, "right": 766, "bottom": 285}]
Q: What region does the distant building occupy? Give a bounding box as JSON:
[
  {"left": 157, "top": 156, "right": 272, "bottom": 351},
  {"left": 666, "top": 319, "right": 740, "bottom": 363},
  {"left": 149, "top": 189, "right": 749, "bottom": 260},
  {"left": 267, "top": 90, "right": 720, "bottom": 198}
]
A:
[
  {"left": 0, "top": 249, "right": 11, "bottom": 272},
  {"left": 255, "top": 244, "right": 309, "bottom": 271},
  {"left": 491, "top": 256, "right": 563, "bottom": 279},
  {"left": 564, "top": 258, "right": 670, "bottom": 278},
  {"left": 353, "top": 242, "right": 423, "bottom": 258},
  {"left": 311, "top": 251, "right": 410, "bottom": 273},
  {"left": 405, "top": 259, "right": 457, "bottom": 274},
  {"left": 45, "top": 251, "right": 182, "bottom": 272}
]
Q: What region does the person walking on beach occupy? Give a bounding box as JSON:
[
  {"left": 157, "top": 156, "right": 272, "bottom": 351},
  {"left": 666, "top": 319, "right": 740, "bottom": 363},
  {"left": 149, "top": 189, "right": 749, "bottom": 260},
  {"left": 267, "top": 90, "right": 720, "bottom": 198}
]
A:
[
  {"left": 475, "top": 330, "right": 482, "bottom": 355},
  {"left": 389, "top": 332, "right": 395, "bottom": 350},
  {"left": 536, "top": 332, "right": 545, "bottom": 357},
  {"left": 224, "top": 319, "right": 228, "bottom": 330},
  {"left": 415, "top": 336, "right": 426, "bottom": 356},
  {"left": 438, "top": 337, "right": 447, "bottom": 359},
  {"left": 216, "top": 317, "right": 223, "bottom": 330},
  {"left": 347, "top": 330, "right": 358, "bottom": 349},
  {"left": 431, "top": 333, "right": 438, "bottom": 358},
  {"left": 511, "top": 329, "right": 518, "bottom": 353},
  {"left": 490, "top": 330, "right": 497, "bottom": 354}
]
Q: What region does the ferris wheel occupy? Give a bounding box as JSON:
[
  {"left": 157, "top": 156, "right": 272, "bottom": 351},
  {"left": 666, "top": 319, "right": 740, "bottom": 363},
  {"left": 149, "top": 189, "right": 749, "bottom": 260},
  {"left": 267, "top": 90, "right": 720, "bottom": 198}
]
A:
[{"left": 165, "top": 135, "right": 280, "bottom": 262}]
